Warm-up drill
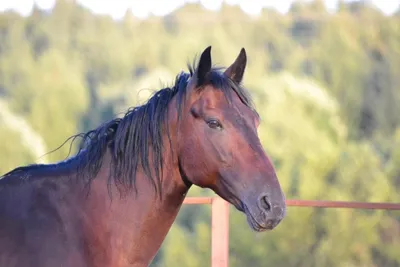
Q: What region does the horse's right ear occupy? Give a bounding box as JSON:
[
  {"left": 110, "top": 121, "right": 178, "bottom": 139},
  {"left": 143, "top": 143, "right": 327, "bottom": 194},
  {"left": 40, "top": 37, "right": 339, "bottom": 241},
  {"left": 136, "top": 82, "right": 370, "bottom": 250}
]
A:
[
  {"left": 224, "top": 48, "right": 247, "bottom": 84},
  {"left": 194, "top": 46, "right": 212, "bottom": 87}
]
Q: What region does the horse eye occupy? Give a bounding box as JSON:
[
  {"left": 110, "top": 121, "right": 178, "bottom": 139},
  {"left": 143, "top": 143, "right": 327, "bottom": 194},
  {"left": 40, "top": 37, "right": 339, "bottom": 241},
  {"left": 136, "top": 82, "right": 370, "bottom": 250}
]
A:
[{"left": 207, "top": 119, "right": 223, "bottom": 130}]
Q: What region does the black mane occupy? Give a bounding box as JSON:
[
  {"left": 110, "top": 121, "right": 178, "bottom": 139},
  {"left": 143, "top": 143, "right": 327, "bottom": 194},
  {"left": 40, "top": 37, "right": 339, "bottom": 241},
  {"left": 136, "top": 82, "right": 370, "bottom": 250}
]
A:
[{"left": 0, "top": 64, "right": 256, "bottom": 196}]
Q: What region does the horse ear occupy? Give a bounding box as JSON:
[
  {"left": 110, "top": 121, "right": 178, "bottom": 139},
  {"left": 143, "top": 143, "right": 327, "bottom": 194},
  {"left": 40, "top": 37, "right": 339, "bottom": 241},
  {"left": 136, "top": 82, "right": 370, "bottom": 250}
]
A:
[
  {"left": 224, "top": 48, "right": 247, "bottom": 84},
  {"left": 195, "top": 46, "right": 212, "bottom": 86}
]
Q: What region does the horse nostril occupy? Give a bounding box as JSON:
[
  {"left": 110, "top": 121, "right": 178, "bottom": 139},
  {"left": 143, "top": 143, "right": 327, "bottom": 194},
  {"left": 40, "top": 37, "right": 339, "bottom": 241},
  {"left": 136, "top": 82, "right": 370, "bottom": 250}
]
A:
[{"left": 259, "top": 195, "right": 271, "bottom": 213}]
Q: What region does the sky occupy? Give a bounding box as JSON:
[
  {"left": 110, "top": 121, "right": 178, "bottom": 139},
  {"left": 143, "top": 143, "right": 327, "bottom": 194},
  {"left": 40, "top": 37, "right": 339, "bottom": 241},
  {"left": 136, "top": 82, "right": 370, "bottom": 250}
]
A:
[{"left": 0, "top": 0, "right": 399, "bottom": 19}]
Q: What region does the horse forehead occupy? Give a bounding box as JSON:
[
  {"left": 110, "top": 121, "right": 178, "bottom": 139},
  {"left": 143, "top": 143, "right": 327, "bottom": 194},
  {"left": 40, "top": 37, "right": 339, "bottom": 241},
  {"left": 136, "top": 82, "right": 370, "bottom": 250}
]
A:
[
  {"left": 201, "top": 87, "right": 237, "bottom": 107},
  {"left": 200, "top": 87, "right": 226, "bottom": 103},
  {"left": 200, "top": 87, "right": 255, "bottom": 122},
  {"left": 225, "top": 104, "right": 253, "bottom": 126}
]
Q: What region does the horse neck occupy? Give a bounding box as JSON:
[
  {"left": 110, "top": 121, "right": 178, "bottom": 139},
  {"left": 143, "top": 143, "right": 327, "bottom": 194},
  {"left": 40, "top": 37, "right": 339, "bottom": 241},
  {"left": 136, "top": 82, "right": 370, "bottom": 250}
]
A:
[{"left": 82, "top": 139, "right": 189, "bottom": 266}]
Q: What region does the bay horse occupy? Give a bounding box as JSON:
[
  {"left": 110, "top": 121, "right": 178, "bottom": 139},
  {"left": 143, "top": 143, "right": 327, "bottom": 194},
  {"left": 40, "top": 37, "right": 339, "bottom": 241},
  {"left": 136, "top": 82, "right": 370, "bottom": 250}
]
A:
[{"left": 0, "top": 47, "right": 286, "bottom": 267}]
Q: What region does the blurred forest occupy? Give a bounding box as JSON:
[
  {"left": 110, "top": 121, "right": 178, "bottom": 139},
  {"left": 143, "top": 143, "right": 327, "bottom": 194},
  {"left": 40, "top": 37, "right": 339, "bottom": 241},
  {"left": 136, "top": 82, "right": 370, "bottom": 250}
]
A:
[{"left": 1, "top": 0, "right": 400, "bottom": 266}]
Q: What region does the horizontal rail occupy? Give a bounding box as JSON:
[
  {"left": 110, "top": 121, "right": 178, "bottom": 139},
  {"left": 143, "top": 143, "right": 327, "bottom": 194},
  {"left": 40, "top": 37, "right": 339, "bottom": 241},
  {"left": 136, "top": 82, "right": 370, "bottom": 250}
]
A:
[
  {"left": 183, "top": 197, "right": 213, "bottom": 204},
  {"left": 183, "top": 197, "right": 400, "bottom": 210},
  {"left": 286, "top": 199, "right": 400, "bottom": 210}
]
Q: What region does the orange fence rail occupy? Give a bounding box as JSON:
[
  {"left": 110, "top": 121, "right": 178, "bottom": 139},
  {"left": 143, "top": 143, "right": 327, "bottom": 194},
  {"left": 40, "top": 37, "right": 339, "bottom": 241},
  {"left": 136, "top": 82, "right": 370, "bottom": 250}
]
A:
[{"left": 182, "top": 197, "right": 400, "bottom": 267}]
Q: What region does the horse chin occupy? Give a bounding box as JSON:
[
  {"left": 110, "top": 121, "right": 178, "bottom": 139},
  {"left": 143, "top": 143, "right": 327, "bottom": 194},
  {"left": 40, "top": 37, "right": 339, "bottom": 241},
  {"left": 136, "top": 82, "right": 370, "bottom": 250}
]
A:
[
  {"left": 212, "top": 188, "right": 276, "bottom": 232},
  {"left": 242, "top": 204, "right": 275, "bottom": 232},
  {"left": 229, "top": 198, "right": 270, "bottom": 232}
]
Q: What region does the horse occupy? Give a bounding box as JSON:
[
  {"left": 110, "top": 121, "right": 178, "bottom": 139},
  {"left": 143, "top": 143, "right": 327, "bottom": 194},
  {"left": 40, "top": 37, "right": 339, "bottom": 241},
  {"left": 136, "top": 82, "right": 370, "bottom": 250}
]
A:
[{"left": 0, "top": 46, "right": 286, "bottom": 267}]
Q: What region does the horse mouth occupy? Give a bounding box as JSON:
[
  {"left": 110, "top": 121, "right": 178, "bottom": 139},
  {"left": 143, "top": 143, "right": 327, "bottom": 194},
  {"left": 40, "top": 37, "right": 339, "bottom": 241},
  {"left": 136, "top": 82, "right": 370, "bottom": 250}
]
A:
[
  {"left": 222, "top": 193, "right": 281, "bottom": 232},
  {"left": 228, "top": 198, "right": 272, "bottom": 232},
  {"left": 242, "top": 203, "right": 276, "bottom": 232}
]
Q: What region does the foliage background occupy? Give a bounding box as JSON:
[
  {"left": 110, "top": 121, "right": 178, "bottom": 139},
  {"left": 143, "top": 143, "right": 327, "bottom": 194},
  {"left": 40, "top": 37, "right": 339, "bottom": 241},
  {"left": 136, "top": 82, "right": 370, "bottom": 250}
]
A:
[{"left": 0, "top": 0, "right": 399, "bottom": 266}]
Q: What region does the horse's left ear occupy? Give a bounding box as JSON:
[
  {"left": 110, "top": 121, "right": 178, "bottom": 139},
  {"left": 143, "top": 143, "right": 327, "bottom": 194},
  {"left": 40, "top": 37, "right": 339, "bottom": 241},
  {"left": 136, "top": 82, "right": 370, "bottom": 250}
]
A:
[
  {"left": 224, "top": 48, "right": 247, "bottom": 84},
  {"left": 195, "top": 46, "right": 212, "bottom": 86}
]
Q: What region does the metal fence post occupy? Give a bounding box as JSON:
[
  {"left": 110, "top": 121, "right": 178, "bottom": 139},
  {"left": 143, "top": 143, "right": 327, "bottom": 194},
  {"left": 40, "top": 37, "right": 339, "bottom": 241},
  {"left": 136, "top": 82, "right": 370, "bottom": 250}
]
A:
[{"left": 211, "top": 197, "right": 229, "bottom": 267}]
